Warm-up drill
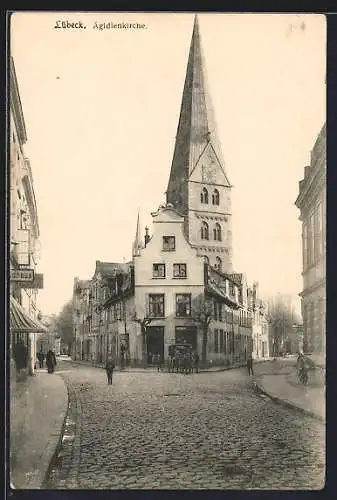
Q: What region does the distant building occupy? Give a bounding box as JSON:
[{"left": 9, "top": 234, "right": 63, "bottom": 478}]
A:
[
  {"left": 248, "top": 282, "right": 269, "bottom": 359},
  {"left": 10, "top": 57, "right": 44, "bottom": 377},
  {"left": 295, "top": 123, "right": 326, "bottom": 355}
]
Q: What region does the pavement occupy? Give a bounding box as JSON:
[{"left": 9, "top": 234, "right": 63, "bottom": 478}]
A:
[
  {"left": 252, "top": 357, "right": 325, "bottom": 422},
  {"left": 45, "top": 360, "right": 325, "bottom": 490},
  {"left": 10, "top": 365, "right": 68, "bottom": 489}
]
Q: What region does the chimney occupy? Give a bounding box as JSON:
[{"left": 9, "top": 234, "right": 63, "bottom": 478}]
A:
[{"left": 144, "top": 226, "right": 150, "bottom": 247}]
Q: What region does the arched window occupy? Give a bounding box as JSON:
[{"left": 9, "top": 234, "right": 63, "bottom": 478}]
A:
[
  {"left": 201, "top": 221, "right": 209, "bottom": 240},
  {"left": 203, "top": 255, "right": 209, "bottom": 264},
  {"left": 212, "top": 189, "right": 220, "bottom": 205},
  {"left": 213, "top": 223, "right": 222, "bottom": 241},
  {"left": 200, "top": 187, "right": 209, "bottom": 204},
  {"left": 215, "top": 256, "right": 222, "bottom": 271}
]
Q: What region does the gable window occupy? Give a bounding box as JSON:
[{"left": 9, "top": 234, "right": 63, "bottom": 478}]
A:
[
  {"left": 215, "top": 256, "right": 222, "bottom": 271},
  {"left": 163, "top": 236, "right": 175, "bottom": 251},
  {"left": 200, "top": 187, "right": 209, "bottom": 204},
  {"left": 173, "top": 263, "right": 187, "bottom": 278},
  {"left": 149, "top": 294, "right": 165, "bottom": 317},
  {"left": 212, "top": 189, "right": 220, "bottom": 205},
  {"left": 176, "top": 294, "right": 191, "bottom": 317},
  {"left": 213, "top": 223, "right": 222, "bottom": 241},
  {"left": 201, "top": 221, "right": 209, "bottom": 240},
  {"left": 153, "top": 263, "right": 165, "bottom": 278}
]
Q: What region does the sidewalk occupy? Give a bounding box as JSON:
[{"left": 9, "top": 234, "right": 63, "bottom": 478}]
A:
[
  {"left": 253, "top": 359, "right": 325, "bottom": 421},
  {"left": 10, "top": 366, "right": 68, "bottom": 489}
]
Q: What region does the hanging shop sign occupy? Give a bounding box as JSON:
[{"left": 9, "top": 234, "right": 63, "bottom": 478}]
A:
[{"left": 11, "top": 268, "right": 34, "bottom": 282}]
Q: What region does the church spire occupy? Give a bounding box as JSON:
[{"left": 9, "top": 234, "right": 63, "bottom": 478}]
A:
[
  {"left": 132, "top": 209, "right": 142, "bottom": 257},
  {"left": 166, "top": 14, "right": 229, "bottom": 208}
]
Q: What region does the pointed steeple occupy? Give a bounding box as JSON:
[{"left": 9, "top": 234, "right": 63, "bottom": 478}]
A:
[
  {"left": 166, "top": 15, "right": 229, "bottom": 208},
  {"left": 132, "top": 209, "right": 142, "bottom": 257}
]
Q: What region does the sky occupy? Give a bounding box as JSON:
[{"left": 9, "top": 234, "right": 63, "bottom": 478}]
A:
[{"left": 10, "top": 12, "right": 326, "bottom": 316}]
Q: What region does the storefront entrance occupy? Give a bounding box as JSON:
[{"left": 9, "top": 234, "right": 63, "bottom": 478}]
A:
[
  {"left": 175, "top": 326, "right": 197, "bottom": 350},
  {"left": 146, "top": 326, "right": 164, "bottom": 364}
]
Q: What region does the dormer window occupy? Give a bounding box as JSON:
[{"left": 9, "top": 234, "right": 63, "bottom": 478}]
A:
[
  {"left": 200, "top": 187, "right": 209, "bottom": 204},
  {"left": 212, "top": 189, "right": 220, "bottom": 205},
  {"left": 163, "top": 236, "right": 175, "bottom": 251}
]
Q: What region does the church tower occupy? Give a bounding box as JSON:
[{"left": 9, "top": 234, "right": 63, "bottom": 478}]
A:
[{"left": 166, "top": 15, "right": 233, "bottom": 273}]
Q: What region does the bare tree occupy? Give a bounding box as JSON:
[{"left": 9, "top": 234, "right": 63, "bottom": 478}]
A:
[
  {"left": 132, "top": 312, "right": 153, "bottom": 364},
  {"left": 191, "top": 295, "right": 213, "bottom": 365},
  {"left": 55, "top": 299, "right": 74, "bottom": 356},
  {"left": 267, "top": 294, "right": 300, "bottom": 357}
]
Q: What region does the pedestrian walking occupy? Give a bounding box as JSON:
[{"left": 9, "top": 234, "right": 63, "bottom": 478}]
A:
[
  {"left": 156, "top": 353, "right": 163, "bottom": 372},
  {"left": 193, "top": 351, "right": 200, "bottom": 373},
  {"left": 247, "top": 354, "right": 254, "bottom": 376},
  {"left": 37, "top": 349, "right": 45, "bottom": 369},
  {"left": 46, "top": 348, "right": 57, "bottom": 374},
  {"left": 105, "top": 356, "right": 115, "bottom": 385},
  {"left": 120, "top": 344, "right": 126, "bottom": 370}
]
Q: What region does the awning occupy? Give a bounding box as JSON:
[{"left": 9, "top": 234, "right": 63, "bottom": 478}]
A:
[{"left": 10, "top": 295, "right": 49, "bottom": 333}]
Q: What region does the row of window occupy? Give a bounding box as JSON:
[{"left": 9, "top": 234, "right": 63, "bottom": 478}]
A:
[
  {"left": 201, "top": 222, "right": 223, "bottom": 241},
  {"left": 213, "top": 330, "right": 251, "bottom": 355},
  {"left": 201, "top": 188, "right": 220, "bottom": 205},
  {"left": 153, "top": 263, "right": 187, "bottom": 278},
  {"left": 148, "top": 293, "right": 191, "bottom": 317},
  {"left": 213, "top": 302, "right": 253, "bottom": 326}
]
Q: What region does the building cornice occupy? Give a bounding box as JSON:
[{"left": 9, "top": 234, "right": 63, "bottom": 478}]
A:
[
  {"left": 295, "top": 166, "right": 325, "bottom": 214},
  {"left": 10, "top": 57, "right": 27, "bottom": 145}
]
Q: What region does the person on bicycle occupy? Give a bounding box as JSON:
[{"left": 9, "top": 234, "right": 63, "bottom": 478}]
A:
[{"left": 297, "top": 353, "right": 308, "bottom": 382}]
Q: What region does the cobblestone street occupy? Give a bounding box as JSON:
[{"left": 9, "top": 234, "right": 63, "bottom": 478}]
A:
[{"left": 46, "top": 362, "right": 325, "bottom": 490}]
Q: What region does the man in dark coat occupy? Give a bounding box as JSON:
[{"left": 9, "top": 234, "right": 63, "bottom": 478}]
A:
[
  {"left": 247, "top": 354, "right": 254, "bottom": 376},
  {"left": 37, "top": 348, "right": 45, "bottom": 369},
  {"left": 46, "top": 348, "right": 57, "bottom": 373},
  {"left": 193, "top": 351, "right": 200, "bottom": 374},
  {"left": 105, "top": 356, "right": 115, "bottom": 385}
]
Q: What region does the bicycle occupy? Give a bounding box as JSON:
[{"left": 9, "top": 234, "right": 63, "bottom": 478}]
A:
[{"left": 298, "top": 367, "right": 308, "bottom": 385}]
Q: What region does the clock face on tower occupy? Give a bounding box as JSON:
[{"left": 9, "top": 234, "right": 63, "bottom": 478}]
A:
[{"left": 202, "top": 165, "right": 217, "bottom": 183}]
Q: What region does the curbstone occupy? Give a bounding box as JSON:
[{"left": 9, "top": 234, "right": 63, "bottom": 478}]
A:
[
  {"left": 253, "top": 381, "right": 325, "bottom": 423},
  {"left": 41, "top": 378, "right": 69, "bottom": 489}
]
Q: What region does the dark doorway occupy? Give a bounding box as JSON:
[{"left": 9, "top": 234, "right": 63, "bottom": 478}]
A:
[
  {"left": 175, "top": 326, "right": 197, "bottom": 350},
  {"left": 146, "top": 326, "right": 164, "bottom": 364}
]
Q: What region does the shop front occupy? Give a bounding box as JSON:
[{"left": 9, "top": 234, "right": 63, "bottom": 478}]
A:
[{"left": 10, "top": 295, "right": 48, "bottom": 380}]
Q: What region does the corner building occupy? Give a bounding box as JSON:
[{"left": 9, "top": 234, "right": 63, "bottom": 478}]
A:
[{"left": 295, "top": 123, "right": 326, "bottom": 355}]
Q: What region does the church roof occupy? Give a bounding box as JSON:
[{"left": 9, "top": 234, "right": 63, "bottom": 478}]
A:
[
  {"left": 167, "top": 15, "right": 229, "bottom": 196},
  {"left": 93, "top": 261, "right": 130, "bottom": 279}
]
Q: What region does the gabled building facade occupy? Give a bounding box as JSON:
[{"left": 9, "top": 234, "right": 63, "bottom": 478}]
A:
[{"left": 295, "top": 122, "right": 326, "bottom": 355}]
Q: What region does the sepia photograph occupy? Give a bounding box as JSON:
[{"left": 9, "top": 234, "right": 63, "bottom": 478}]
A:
[{"left": 8, "top": 11, "right": 325, "bottom": 490}]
